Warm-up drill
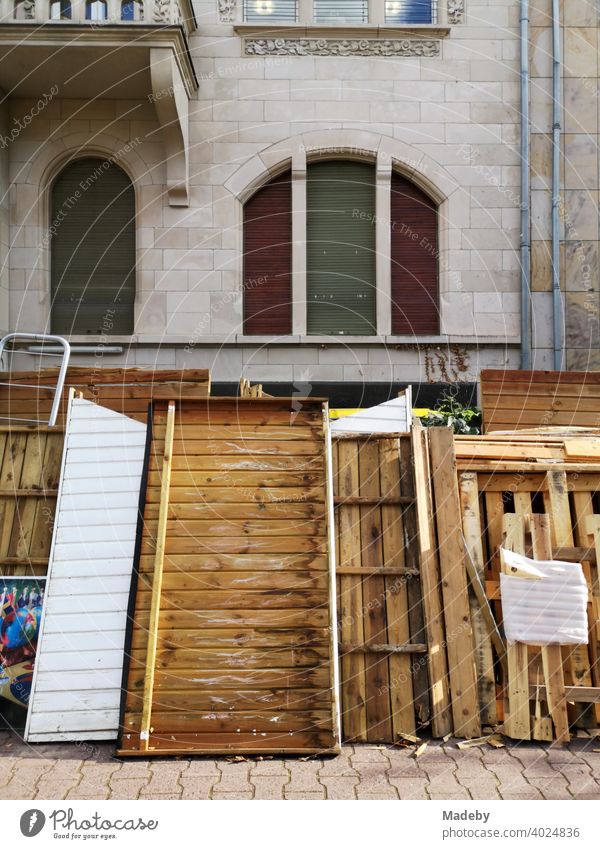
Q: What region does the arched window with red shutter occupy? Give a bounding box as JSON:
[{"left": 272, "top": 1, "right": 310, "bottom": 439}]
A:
[{"left": 390, "top": 172, "right": 439, "bottom": 335}]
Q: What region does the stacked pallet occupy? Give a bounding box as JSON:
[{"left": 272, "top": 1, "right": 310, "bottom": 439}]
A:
[
  {"left": 447, "top": 427, "right": 600, "bottom": 741},
  {"left": 119, "top": 397, "right": 340, "bottom": 756},
  {"left": 481, "top": 369, "right": 600, "bottom": 431}
]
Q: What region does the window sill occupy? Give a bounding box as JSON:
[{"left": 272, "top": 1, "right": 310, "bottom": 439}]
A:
[
  {"left": 233, "top": 23, "right": 451, "bottom": 38},
  {"left": 62, "top": 334, "right": 520, "bottom": 346}
]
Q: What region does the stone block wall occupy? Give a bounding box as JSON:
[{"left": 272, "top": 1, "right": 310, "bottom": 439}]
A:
[
  {"left": 530, "top": 0, "right": 600, "bottom": 370},
  {"left": 4, "top": 1, "right": 591, "bottom": 386}
]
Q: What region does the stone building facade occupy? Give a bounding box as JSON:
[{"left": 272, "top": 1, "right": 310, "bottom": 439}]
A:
[{"left": 0, "top": 0, "right": 598, "bottom": 402}]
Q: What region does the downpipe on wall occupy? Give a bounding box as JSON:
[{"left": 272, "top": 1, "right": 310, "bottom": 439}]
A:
[
  {"left": 520, "top": 0, "right": 531, "bottom": 369},
  {"left": 551, "top": 0, "right": 564, "bottom": 371}
]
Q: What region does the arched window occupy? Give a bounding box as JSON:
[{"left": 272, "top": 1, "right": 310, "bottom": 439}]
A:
[
  {"left": 85, "top": 0, "right": 107, "bottom": 20},
  {"left": 243, "top": 170, "right": 292, "bottom": 335},
  {"left": 50, "top": 158, "right": 136, "bottom": 335},
  {"left": 242, "top": 160, "right": 439, "bottom": 337},
  {"left": 49, "top": 0, "right": 71, "bottom": 19},
  {"left": 390, "top": 172, "right": 439, "bottom": 334},
  {"left": 121, "top": 0, "right": 143, "bottom": 20}
]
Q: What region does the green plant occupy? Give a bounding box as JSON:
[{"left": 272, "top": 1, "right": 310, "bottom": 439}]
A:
[{"left": 419, "top": 391, "right": 482, "bottom": 435}]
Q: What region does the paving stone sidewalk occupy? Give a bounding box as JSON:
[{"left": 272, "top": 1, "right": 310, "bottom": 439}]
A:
[{"left": 0, "top": 731, "right": 599, "bottom": 800}]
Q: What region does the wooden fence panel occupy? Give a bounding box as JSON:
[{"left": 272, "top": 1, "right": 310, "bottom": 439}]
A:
[
  {"left": 0, "top": 426, "right": 64, "bottom": 578},
  {"left": 481, "top": 369, "right": 600, "bottom": 432},
  {"left": 333, "top": 433, "right": 431, "bottom": 742},
  {"left": 119, "top": 397, "right": 340, "bottom": 756}
]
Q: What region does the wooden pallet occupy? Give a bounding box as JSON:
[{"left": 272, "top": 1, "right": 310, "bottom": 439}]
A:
[
  {"left": 452, "top": 429, "right": 600, "bottom": 735},
  {"left": 118, "top": 397, "right": 340, "bottom": 756}
]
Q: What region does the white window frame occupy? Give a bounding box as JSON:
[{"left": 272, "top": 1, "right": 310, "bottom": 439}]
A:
[{"left": 240, "top": 0, "right": 447, "bottom": 26}]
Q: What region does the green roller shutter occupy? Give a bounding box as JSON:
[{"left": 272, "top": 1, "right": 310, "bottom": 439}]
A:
[
  {"left": 51, "top": 158, "right": 135, "bottom": 335},
  {"left": 306, "top": 160, "right": 376, "bottom": 335}
]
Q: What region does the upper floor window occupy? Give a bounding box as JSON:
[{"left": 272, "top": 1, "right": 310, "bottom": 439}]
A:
[
  {"left": 243, "top": 161, "right": 440, "bottom": 337},
  {"left": 241, "top": 0, "right": 437, "bottom": 23},
  {"left": 49, "top": 0, "right": 72, "bottom": 19},
  {"left": 121, "top": 0, "right": 143, "bottom": 20},
  {"left": 85, "top": 0, "right": 108, "bottom": 20},
  {"left": 50, "top": 158, "right": 136, "bottom": 336},
  {"left": 385, "top": 0, "right": 435, "bottom": 24},
  {"left": 243, "top": 0, "right": 297, "bottom": 22},
  {"left": 313, "top": 0, "right": 368, "bottom": 24}
]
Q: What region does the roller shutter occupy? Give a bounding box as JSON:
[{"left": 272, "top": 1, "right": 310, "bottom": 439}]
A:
[
  {"left": 243, "top": 170, "right": 292, "bottom": 335},
  {"left": 51, "top": 158, "right": 135, "bottom": 335},
  {"left": 306, "top": 160, "right": 376, "bottom": 335},
  {"left": 390, "top": 172, "right": 439, "bottom": 335}
]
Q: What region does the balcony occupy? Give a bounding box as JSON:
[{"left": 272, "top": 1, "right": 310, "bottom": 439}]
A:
[{"left": 0, "top": 0, "right": 197, "bottom": 204}]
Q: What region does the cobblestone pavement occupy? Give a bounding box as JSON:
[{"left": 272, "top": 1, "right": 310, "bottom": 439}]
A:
[{"left": 0, "top": 731, "right": 599, "bottom": 800}]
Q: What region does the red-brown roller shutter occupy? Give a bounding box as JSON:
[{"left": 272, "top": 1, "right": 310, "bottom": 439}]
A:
[
  {"left": 243, "top": 170, "right": 292, "bottom": 335},
  {"left": 390, "top": 173, "right": 439, "bottom": 335}
]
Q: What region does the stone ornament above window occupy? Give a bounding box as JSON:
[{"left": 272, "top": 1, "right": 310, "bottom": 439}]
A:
[
  {"left": 447, "top": 0, "right": 464, "bottom": 24},
  {"left": 245, "top": 37, "right": 441, "bottom": 57},
  {"left": 218, "top": 0, "right": 236, "bottom": 21}
]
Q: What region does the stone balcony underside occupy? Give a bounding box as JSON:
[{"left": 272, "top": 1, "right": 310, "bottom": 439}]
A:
[{"left": 0, "top": 1, "right": 197, "bottom": 205}]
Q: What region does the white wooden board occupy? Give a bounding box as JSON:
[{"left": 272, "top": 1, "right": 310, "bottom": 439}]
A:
[
  {"left": 330, "top": 388, "right": 412, "bottom": 434},
  {"left": 25, "top": 397, "right": 147, "bottom": 742}
]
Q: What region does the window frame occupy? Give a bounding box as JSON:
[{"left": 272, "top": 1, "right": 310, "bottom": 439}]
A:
[{"left": 239, "top": 0, "right": 446, "bottom": 26}]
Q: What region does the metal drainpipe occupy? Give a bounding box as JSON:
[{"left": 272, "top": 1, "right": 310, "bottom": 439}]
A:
[
  {"left": 551, "top": 0, "right": 563, "bottom": 370},
  {"left": 520, "top": 0, "right": 532, "bottom": 369}
]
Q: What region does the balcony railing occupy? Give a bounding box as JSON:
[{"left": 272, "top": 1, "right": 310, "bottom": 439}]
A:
[
  {"left": 1, "top": 0, "right": 196, "bottom": 33},
  {"left": 241, "top": 0, "right": 443, "bottom": 24}
]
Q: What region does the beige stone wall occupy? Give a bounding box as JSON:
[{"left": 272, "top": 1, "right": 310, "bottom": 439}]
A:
[
  {"left": 530, "top": 0, "right": 600, "bottom": 370},
  {"left": 4, "top": 1, "right": 540, "bottom": 384}
]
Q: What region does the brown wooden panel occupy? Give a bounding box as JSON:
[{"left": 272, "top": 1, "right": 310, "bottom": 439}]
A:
[
  {"left": 481, "top": 369, "right": 600, "bottom": 432},
  {"left": 0, "top": 367, "right": 210, "bottom": 426},
  {"left": 119, "top": 397, "right": 339, "bottom": 756}
]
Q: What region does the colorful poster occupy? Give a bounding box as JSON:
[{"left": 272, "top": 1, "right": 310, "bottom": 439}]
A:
[{"left": 0, "top": 579, "right": 45, "bottom": 710}]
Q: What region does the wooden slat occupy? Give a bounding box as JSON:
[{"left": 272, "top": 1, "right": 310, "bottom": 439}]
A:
[
  {"left": 358, "top": 440, "right": 392, "bottom": 741},
  {"left": 500, "top": 514, "right": 531, "bottom": 740},
  {"left": 530, "top": 514, "right": 570, "bottom": 745},
  {"left": 546, "top": 469, "right": 594, "bottom": 725},
  {"left": 340, "top": 642, "right": 427, "bottom": 654},
  {"left": 335, "top": 439, "right": 367, "bottom": 741},
  {"left": 428, "top": 426, "right": 481, "bottom": 739},
  {"left": 459, "top": 471, "right": 498, "bottom": 726},
  {"left": 411, "top": 424, "right": 452, "bottom": 738},
  {"left": 379, "top": 438, "right": 416, "bottom": 737},
  {"left": 399, "top": 436, "right": 430, "bottom": 729},
  {"left": 139, "top": 400, "right": 175, "bottom": 751}
]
